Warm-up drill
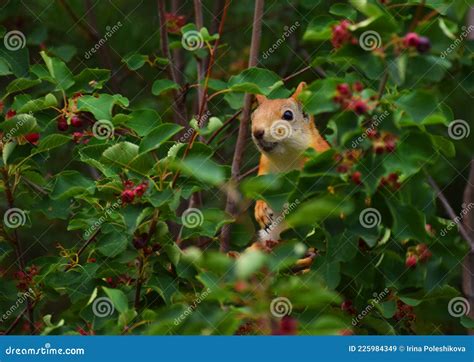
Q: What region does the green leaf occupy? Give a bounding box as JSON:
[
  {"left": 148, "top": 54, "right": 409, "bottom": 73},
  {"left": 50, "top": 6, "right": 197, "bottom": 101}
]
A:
[
  {"left": 139, "top": 123, "right": 183, "bottom": 153},
  {"left": 17, "top": 93, "right": 58, "bottom": 113},
  {"left": 40, "top": 51, "right": 75, "bottom": 90},
  {"left": 174, "top": 156, "right": 226, "bottom": 185},
  {"left": 387, "top": 199, "right": 427, "bottom": 242},
  {"left": 303, "top": 16, "right": 335, "bottom": 41},
  {"left": 77, "top": 94, "right": 129, "bottom": 121},
  {"left": 97, "top": 232, "right": 128, "bottom": 257},
  {"left": 0, "top": 113, "right": 37, "bottom": 138},
  {"left": 228, "top": 67, "right": 281, "bottom": 95},
  {"left": 329, "top": 4, "right": 357, "bottom": 21},
  {"left": 5, "top": 78, "right": 41, "bottom": 95},
  {"left": 51, "top": 171, "right": 95, "bottom": 200},
  {"left": 286, "top": 196, "right": 354, "bottom": 228},
  {"left": 123, "top": 109, "right": 161, "bottom": 136},
  {"left": 123, "top": 53, "right": 149, "bottom": 71},
  {"left": 235, "top": 250, "right": 266, "bottom": 279},
  {"left": 395, "top": 90, "right": 444, "bottom": 124},
  {"left": 35, "top": 134, "right": 70, "bottom": 152},
  {"left": 102, "top": 287, "right": 129, "bottom": 314},
  {"left": 71, "top": 68, "right": 111, "bottom": 92},
  {"left": 152, "top": 79, "right": 179, "bottom": 96}
]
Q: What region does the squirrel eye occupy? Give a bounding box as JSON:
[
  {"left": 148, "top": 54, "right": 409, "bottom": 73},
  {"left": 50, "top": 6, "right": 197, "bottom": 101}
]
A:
[{"left": 282, "top": 110, "right": 294, "bottom": 121}]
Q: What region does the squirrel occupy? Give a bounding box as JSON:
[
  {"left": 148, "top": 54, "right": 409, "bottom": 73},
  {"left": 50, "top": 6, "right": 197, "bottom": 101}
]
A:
[{"left": 250, "top": 81, "right": 330, "bottom": 246}]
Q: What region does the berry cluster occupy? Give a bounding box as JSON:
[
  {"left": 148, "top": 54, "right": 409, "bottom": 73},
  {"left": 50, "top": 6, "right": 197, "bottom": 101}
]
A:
[
  {"left": 370, "top": 131, "right": 397, "bottom": 154},
  {"left": 341, "top": 300, "right": 357, "bottom": 315},
  {"left": 15, "top": 265, "right": 39, "bottom": 291},
  {"left": 165, "top": 13, "right": 186, "bottom": 34},
  {"left": 2, "top": 108, "right": 40, "bottom": 145},
  {"left": 77, "top": 324, "right": 95, "bottom": 336},
  {"left": 105, "top": 274, "right": 134, "bottom": 288},
  {"left": 379, "top": 172, "right": 401, "bottom": 190},
  {"left": 272, "top": 316, "right": 298, "bottom": 335},
  {"left": 334, "top": 149, "right": 361, "bottom": 174},
  {"left": 333, "top": 82, "right": 371, "bottom": 115},
  {"left": 331, "top": 20, "right": 357, "bottom": 49},
  {"left": 405, "top": 243, "right": 432, "bottom": 268},
  {"left": 394, "top": 300, "right": 416, "bottom": 322},
  {"left": 121, "top": 180, "right": 148, "bottom": 204},
  {"left": 403, "top": 32, "right": 431, "bottom": 53}
]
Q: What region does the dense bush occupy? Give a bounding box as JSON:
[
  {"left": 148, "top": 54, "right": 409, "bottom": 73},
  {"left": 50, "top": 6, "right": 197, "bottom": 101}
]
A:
[{"left": 0, "top": 0, "right": 473, "bottom": 335}]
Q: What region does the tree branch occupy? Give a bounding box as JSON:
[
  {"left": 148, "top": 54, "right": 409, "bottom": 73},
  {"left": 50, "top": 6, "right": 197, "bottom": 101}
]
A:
[
  {"left": 219, "top": 0, "right": 265, "bottom": 252},
  {"left": 427, "top": 175, "right": 474, "bottom": 249}
]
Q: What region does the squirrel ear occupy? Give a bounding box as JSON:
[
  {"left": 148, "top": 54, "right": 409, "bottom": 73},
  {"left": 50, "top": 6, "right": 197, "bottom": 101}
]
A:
[
  {"left": 255, "top": 94, "right": 267, "bottom": 105},
  {"left": 291, "top": 82, "right": 307, "bottom": 101}
]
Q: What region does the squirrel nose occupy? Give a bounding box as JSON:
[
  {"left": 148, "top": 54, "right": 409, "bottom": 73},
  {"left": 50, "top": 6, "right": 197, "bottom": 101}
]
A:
[{"left": 253, "top": 129, "right": 265, "bottom": 140}]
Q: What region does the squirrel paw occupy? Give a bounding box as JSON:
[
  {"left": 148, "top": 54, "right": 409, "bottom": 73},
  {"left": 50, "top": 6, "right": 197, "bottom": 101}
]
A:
[{"left": 254, "top": 200, "right": 274, "bottom": 228}]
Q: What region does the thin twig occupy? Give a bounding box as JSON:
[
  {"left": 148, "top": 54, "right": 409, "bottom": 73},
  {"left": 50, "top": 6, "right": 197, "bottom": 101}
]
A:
[
  {"left": 157, "top": 0, "right": 187, "bottom": 127},
  {"left": 377, "top": 70, "right": 389, "bottom": 99},
  {"left": 428, "top": 176, "right": 474, "bottom": 250},
  {"left": 220, "top": 0, "right": 265, "bottom": 252}
]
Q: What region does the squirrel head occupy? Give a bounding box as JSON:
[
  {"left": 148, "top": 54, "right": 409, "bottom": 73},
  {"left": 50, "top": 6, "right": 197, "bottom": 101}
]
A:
[{"left": 251, "top": 82, "right": 314, "bottom": 156}]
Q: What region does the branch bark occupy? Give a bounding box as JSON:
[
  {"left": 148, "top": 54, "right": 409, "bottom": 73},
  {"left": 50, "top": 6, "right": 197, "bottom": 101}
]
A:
[
  {"left": 157, "top": 0, "right": 187, "bottom": 127},
  {"left": 1, "top": 167, "right": 34, "bottom": 334},
  {"left": 462, "top": 160, "right": 474, "bottom": 333},
  {"left": 219, "top": 0, "right": 265, "bottom": 252}
]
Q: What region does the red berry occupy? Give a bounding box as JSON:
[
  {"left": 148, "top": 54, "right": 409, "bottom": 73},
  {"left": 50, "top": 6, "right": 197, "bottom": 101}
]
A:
[
  {"left": 5, "top": 109, "right": 16, "bottom": 120},
  {"left": 133, "top": 183, "right": 148, "bottom": 197},
  {"left": 132, "top": 234, "right": 148, "bottom": 250},
  {"left": 276, "top": 316, "right": 298, "bottom": 335},
  {"left": 57, "top": 117, "right": 68, "bottom": 131},
  {"left": 353, "top": 81, "right": 364, "bottom": 92},
  {"left": 351, "top": 171, "right": 362, "bottom": 185},
  {"left": 388, "top": 173, "right": 398, "bottom": 183},
  {"left": 339, "top": 329, "right": 354, "bottom": 336},
  {"left": 123, "top": 180, "right": 135, "bottom": 189},
  {"left": 72, "top": 131, "right": 83, "bottom": 143},
  {"left": 419, "top": 249, "right": 432, "bottom": 262},
  {"left": 374, "top": 145, "right": 385, "bottom": 154},
  {"left": 367, "top": 128, "right": 378, "bottom": 139},
  {"left": 25, "top": 133, "right": 40, "bottom": 144},
  {"left": 341, "top": 300, "right": 353, "bottom": 311},
  {"left": 416, "top": 36, "right": 431, "bottom": 53},
  {"left": 71, "top": 115, "right": 83, "bottom": 127},
  {"left": 337, "top": 83, "right": 351, "bottom": 96},
  {"left": 0, "top": 101, "right": 4, "bottom": 114},
  {"left": 405, "top": 254, "right": 418, "bottom": 268},
  {"left": 404, "top": 32, "right": 420, "bottom": 47},
  {"left": 337, "top": 164, "right": 349, "bottom": 173},
  {"left": 353, "top": 100, "right": 368, "bottom": 115},
  {"left": 385, "top": 139, "right": 396, "bottom": 153},
  {"left": 121, "top": 189, "right": 135, "bottom": 204}
]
